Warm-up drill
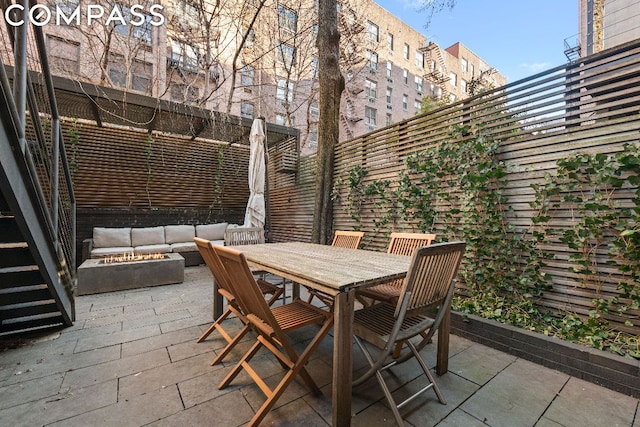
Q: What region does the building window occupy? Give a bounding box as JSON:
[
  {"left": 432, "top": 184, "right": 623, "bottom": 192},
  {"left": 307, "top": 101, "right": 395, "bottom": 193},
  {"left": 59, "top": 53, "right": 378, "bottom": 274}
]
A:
[
  {"left": 386, "top": 87, "right": 392, "bottom": 104},
  {"left": 177, "top": 0, "right": 199, "bottom": 24},
  {"left": 402, "top": 69, "right": 408, "bottom": 85},
  {"left": 276, "top": 78, "right": 294, "bottom": 102},
  {"left": 241, "top": 102, "right": 254, "bottom": 118},
  {"left": 241, "top": 65, "right": 255, "bottom": 87},
  {"left": 308, "top": 125, "right": 318, "bottom": 148},
  {"left": 414, "top": 99, "right": 421, "bottom": 113},
  {"left": 386, "top": 113, "right": 392, "bottom": 126},
  {"left": 365, "top": 106, "right": 377, "bottom": 128},
  {"left": 415, "top": 51, "right": 424, "bottom": 69},
  {"left": 461, "top": 57, "right": 468, "bottom": 73},
  {"left": 366, "top": 21, "right": 379, "bottom": 43},
  {"left": 275, "top": 113, "right": 286, "bottom": 125},
  {"left": 170, "top": 83, "right": 199, "bottom": 104},
  {"left": 277, "top": 5, "right": 297, "bottom": 32},
  {"left": 277, "top": 42, "right": 296, "bottom": 68},
  {"left": 461, "top": 79, "right": 468, "bottom": 94},
  {"left": 243, "top": 26, "right": 255, "bottom": 47},
  {"left": 311, "top": 56, "right": 319, "bottom": 78},
  {"left": 386, "top": 61, "right": 393, "bottom": 80},
  {"left": 365, "top": 50, "right": 378, "bottom": 72},
  {"left": 108, "top": 61, "right": 126, "bottom": 88},
  {"left": 449, "top": 71, "right": 457, "bottom": 87},
  {"left": 169, "top": 39, "right": 199, "bottom": 71},
  {"left": 46, "top": 35, "right": 80, "bottom": 74},
  {"left": 387, "top": 33, "right": 394, "bottom": 51},
  {"left": 114, "top": 6, "right": 152, "bottom": 45},
  {"left": 415, "top": 76, "right": 423, "bottom": 94},
  {"left": 402, "top": 94, "right": 408, "bottom": 110},
  {"left": 365, "top": 79, "right": 377, "bottom": 99},
  {"left": 131, "top": 60, "right": 153, "bottom": 93},
  {"left": 108, "top": 56, "right": 152, "bottom": 95},
  {"left": 403, "top": 43, "right": 409, "bottom": 60},
  {"left": 310, "top": 100, "right": 319, "bottom": 118},
  {"left": 470, "top": 63, "right": 475, "bottom": 76}
]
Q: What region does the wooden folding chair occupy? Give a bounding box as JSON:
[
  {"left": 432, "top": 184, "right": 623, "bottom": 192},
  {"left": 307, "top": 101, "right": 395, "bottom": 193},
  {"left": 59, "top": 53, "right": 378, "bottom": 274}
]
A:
[
  {"left": 332, "top": 229, "right": 364, "bottom": 249},
  {"left": 214, "top": 245, "right": 334, "bottom": 427},
  {"left": 352, "top": 241, "right": 466, "bottom": 426},
  {"left": 357, "top": 232, "right": 436, "bottom": 306},
  {"left": 225, "top": 226, "right": 287, "bottom": 302},
  {"left": 306, "top": 230, "right": 365, "bottom": 307},
  {"left": 194, "top": 238, "right": 282, "bottom": 366}
]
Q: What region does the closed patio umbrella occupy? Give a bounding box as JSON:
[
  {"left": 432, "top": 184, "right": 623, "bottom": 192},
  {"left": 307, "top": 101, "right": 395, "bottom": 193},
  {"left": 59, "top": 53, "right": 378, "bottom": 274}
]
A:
[{"left": 243, "top": 118, "right": 266, "bottom": 228}]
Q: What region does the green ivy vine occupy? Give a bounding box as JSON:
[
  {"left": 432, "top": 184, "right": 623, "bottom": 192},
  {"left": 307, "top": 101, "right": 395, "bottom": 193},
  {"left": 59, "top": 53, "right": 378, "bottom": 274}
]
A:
[
  {"left": 66, "top": 118, "right": 80, "bottom": 179},
  {"left": 531, "top": 144, "right": 640, "bottom": 357},
  {"left": 145, "top": 134, "right": 154, "bottom": 207},
  {"left": 397, "top": 124, "right": 551, "bottom": 329},
  {"left": 332, "top": 124, "right": 639, "bottom": 359}
]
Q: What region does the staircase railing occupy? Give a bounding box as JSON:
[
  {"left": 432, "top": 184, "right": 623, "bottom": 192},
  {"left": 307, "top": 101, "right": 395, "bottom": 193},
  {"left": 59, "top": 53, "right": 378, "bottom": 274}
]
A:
[{"left": 1, "top": 3, "right": 76, "bottom": 316}]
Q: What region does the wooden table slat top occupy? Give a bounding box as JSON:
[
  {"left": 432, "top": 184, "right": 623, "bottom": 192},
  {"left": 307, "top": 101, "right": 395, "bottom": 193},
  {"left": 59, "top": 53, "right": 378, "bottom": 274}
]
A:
[{"left": 227, "top": 242, "right": 411, "bottom": 294}]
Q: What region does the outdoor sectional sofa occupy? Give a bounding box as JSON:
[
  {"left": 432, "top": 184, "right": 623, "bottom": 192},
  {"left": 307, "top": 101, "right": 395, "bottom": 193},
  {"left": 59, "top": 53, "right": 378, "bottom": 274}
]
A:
[{"left": 83, "top": 223, "right": 229, "bottom": 266}]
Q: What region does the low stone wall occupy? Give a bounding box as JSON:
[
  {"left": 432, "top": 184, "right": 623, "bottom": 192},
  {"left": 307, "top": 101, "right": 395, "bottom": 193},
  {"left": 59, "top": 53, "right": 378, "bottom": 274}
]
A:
[{"left": 450, "top": 312, "right": 639, "bottom": 398}]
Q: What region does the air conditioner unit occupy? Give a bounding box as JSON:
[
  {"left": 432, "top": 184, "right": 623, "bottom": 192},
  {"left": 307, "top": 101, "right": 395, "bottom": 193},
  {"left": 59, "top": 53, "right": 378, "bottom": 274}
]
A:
[
  {"left": 386, "top": 104, "right": 393, "bottom": 110},
  {"left": 417, "top": 91, "right": 423, "bottom": 96},
  {"left": 387, "top": 78, "right": 394, "bottom": 84},
  {"left": 368, "top": 97, "right": 376, "bottom": 103}
]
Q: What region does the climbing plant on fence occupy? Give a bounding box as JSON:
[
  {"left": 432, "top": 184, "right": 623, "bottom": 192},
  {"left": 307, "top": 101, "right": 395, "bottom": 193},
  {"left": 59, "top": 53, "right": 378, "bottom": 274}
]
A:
[
  {"left": 332, "top": 124, "right": 639, "bottom": 358},
  {"left": 396, "top": 124, "right": 552, "bottom": 329},
  {"left": 530, "top": 144, "right": 640, "bottom": 356}
]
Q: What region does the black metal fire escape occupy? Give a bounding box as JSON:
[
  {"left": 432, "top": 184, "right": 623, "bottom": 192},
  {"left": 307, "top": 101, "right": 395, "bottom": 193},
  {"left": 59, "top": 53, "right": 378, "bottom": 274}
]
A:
[{"left": 0, "top": 2, "right": 76, "bottom": 335}]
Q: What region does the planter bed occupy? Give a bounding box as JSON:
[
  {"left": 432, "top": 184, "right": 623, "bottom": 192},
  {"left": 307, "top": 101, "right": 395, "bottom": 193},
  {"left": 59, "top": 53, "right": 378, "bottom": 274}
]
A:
[{"left": 451, "top": 311, "right": 640, "bottom": 398}]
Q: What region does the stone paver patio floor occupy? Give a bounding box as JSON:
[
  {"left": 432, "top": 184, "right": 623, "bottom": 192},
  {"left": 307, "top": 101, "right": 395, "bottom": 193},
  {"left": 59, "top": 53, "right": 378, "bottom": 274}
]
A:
[{"left": 1, "top": 266, "right": 638, "bottom": 426}]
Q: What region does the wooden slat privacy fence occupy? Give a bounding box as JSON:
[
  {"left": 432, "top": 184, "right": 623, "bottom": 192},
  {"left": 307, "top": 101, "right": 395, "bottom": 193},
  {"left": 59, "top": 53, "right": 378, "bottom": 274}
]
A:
[
  {"left": 62, "top": 121, "right": 251, "bottom": 210},
  {"left": 271, "top": 40, "right": 640, "bottom": 335}
]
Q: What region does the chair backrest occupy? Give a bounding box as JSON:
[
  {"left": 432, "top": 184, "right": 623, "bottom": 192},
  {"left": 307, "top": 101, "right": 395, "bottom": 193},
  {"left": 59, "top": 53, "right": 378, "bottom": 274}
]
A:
[
  {"left": 332, "top": 230, "right": 364, "bottom": 249},
  {"left": 213, "top": 245, "right": 284, "bottom": 339},
  {"left": 225, "top": 227, "right": 265, "bottom": 246},
  {"left": 194, "top": 237, "right": 237, "bottom": 301},
  {"left": 395, "top": 241, "right": 466, "bottom": 318},
  {"left": 387, "top": 232, "right": 436, "bottom": 256}
]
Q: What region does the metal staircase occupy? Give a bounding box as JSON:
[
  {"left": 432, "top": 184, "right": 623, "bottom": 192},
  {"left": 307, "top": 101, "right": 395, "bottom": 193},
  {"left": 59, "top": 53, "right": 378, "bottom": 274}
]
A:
[{"left": 0, "top": 5, "right": 76, "bottom": 335}]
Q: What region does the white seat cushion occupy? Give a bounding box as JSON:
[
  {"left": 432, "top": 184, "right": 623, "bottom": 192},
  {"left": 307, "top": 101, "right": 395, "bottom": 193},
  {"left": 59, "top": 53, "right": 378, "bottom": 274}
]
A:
[
  {"left": 91, "top": 246, "right": 134, "bottom": 258},
  {"left": 131, "top": 226, "right": 165, "bottom": 247},
  {"left": 134, "top": 244, "right": 171, "bottom": 254},
  {"left": 93, "top": 227, "right": 131, "bottom": 248},
  {"left": 165, "top": 225, "right": 195, "bottom": 244},
  {"left": 170, "top": 242, "right": 197, "bottom": 253},
  {"left": 196, "top": 223, "right": 228, "bottom": 241}
]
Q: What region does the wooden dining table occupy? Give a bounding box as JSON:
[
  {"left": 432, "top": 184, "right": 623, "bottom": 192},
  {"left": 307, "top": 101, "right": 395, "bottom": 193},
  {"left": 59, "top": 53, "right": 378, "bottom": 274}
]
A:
[{"left": 219, "top": 241, "right": 451, "bottom": 426}]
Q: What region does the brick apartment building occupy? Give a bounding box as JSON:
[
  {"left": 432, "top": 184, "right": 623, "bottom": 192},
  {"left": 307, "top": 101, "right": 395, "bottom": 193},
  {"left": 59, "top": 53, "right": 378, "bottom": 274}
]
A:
[{"left": 1, "top": 0, "right": 505, "bottom": 154}]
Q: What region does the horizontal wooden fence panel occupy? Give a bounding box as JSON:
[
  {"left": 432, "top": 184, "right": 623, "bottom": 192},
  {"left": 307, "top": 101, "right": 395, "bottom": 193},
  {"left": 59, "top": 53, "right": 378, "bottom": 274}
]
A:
[
  {"left": 63, "top": 121, "right": 250, "bottom": 210},
  {"left": 328, "top": 40, "right": 640, "bottom": 334}
]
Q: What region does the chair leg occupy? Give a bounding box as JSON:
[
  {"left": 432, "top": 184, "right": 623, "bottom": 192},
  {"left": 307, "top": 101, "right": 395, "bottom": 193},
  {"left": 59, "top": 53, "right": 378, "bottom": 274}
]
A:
[
  {"left": 407, "top": 340, "right": 446, "bottom": 404},
  {"left": 209, "top": 323, "right": 251, "bottom": 366},
  {"left": 218, "top": 339, "right": 264, "bottom": 390},
  {"left": 196, "top": 307, "right": 233, "bottom": 343},
  {"left": 244, "top": 319, "right": 333, "bottom": 427}
]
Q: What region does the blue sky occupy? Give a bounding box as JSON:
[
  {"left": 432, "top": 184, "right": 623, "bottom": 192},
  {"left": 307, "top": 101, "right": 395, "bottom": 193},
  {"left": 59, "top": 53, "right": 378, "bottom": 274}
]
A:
[{"left": 374, "top": 0, "right": 578, "bottom": 83}]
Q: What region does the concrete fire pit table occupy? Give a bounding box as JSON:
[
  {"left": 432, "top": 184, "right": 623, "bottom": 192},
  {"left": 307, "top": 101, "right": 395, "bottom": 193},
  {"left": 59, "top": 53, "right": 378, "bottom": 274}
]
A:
[{"left": 77, "top": 253, "right": 185, "bottom": 295}]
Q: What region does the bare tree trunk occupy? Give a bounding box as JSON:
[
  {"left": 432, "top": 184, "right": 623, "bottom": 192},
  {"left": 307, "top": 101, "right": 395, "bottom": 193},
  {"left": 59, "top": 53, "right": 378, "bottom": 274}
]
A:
[{"left": 313, "top": 0, "right": 344, "bottom": 244}]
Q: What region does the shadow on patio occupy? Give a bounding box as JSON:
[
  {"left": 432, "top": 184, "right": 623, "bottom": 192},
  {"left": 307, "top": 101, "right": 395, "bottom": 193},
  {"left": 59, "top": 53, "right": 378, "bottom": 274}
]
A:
[{"left": 1, "top": 266, "right": 638, "bottom": 427}]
